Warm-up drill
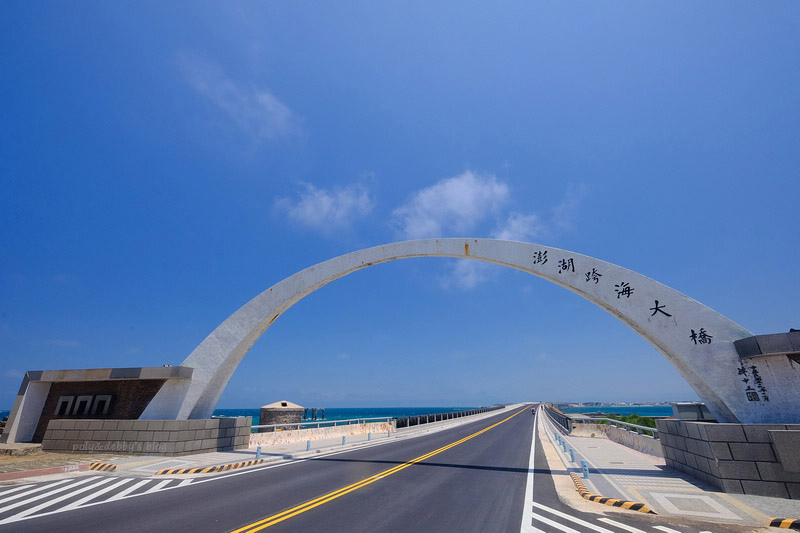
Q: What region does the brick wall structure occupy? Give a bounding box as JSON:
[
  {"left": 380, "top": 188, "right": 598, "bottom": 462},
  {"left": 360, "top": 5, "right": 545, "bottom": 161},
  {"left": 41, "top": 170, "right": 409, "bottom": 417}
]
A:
[
  {"left": 656, "top": 419, "right": 800, "bottom": 499},
  {"left": 41, "top": 417, "right": 251, "bottom": 456},
  {"left": 33, "top": 379, "right": 167, "bottom": 443}
]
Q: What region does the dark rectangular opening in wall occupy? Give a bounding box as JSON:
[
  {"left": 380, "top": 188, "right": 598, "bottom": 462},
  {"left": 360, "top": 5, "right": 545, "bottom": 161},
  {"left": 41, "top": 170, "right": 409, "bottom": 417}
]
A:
[
  {"left": 55, "top": 396, "right": 74, "bottom": 416},
  {"left": 91, "top": 395, "right": 112, "bottom": 415},
  {"left": 73, "top": 395, "right": 92, "bottom": 416}
]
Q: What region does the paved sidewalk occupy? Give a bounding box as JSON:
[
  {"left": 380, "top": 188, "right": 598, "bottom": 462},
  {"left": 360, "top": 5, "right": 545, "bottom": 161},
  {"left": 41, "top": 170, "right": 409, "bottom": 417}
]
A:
[{"left": 540, "top": 412, "right": 800, "bottom": 529}]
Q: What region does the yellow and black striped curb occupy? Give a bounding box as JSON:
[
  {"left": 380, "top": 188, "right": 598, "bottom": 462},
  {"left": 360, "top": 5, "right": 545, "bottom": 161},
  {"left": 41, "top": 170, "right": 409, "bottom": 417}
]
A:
[
  {"left": 156, "top": 458, "right": 264, "bottom": 475},
  {"left": 569, "top": 473, "right": 656, "bottom": 514},
  {"left": 769, "top": 518, "right": 800, "bottom": 529},
  {"left": 89, "top": 462, "right": 117, "bottom": 472}
]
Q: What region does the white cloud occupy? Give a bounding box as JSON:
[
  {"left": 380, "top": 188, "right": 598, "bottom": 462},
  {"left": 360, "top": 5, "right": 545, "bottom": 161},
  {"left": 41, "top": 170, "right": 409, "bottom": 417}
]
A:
[
  {"left": 439, "top": 260, "right": 494, "bottom": 290},
  {"left": 550, "top": 184, "right": 588, "bottom": 233},
  {"left": 492, "top": 212, "right": 546, "bottom": 242},
  {"left": 393, "top": 173, "right": 586, "bottom": 290},
  {"left": 179, "top": 54, "right": 299, "bottom": 141},
  {"left": 274, "top": 183, "right": 375, "bottom": 234},
  {"left": 392, "top": 171, "right": 509, "bottom": 239}
]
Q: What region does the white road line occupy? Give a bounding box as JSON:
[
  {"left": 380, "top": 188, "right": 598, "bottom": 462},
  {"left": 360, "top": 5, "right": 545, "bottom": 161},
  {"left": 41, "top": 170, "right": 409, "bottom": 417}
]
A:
[
  {"left": 534, "top": 502, "right": 617, "bottom": 533},
  {"left": 106, "top": 479, "right": 151, "bottom": 502},
  {"left": 176, "top": 478, "right": 193, "bottom": 487},
  {"left": 0, "top": 478, "right": 73, "bottom": 505},
  {"left": 597, "top": 518, "right": 648, "bottom": 533},
  {"left": 60, "top": 478, "right": 135, "bottom": 511},
  {"left": 0, "top": 484, "right": 51, "bottom": 497},
  {"left": 653, "top": 527, "right": 683, "bottom": 533},
  {"left": 520, "top": 406, "right": 538, "bottom": 532},
  {"left": 531, "top": 512, "right": 583, "bottom": 533},
  {"left": 0, "top": 477, "right": 99, "bottom": 514},
  {"left": 141, "top": 479, "right": 172, "bottom": 494},
  {"left": 0, "top": 477, "right": 115, "bottom": 523}
]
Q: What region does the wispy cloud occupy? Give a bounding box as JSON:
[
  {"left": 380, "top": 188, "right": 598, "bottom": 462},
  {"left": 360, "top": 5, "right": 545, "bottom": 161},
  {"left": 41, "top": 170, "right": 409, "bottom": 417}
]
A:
[
  {"left": 439, "top": 261, "right": 495, "bottom": 290},
  {"left": 492, "top": 212, "right": 546, "bottom": 242},
  {"left": 274, "top": 183, "right": 375, "bottom": 234},
  {"left": 393, "top": 172, "right": 586, "bottom": 290},
  {"left": 178, "top": 54, "right": 299, "bottom": 141},
  {"left": 549, "top": 184, "right": 588, "bottom": 233},
  {"left": 392, "top": 171, "right": 509, "bottom": 239}
]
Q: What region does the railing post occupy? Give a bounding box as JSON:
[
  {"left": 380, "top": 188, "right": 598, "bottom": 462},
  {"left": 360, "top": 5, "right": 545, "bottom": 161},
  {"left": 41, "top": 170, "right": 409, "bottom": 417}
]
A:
[
  {"left": 342, "top": 436, "right": 346, "bottom": 446},
  {"left": 368, "top": 432, "right": 371, "bottom": 441},
  {"left": 569, "top": 448, "right": 575, "bottom": 463},
  {"left": 581, "top": 460, "right": 590, "bottom": 478},
  {"left": 256, "top": 445, "right": 261, "bottom": 461},
  {"left": 307, "top": 440, "right": 311, "bottom": 451}
]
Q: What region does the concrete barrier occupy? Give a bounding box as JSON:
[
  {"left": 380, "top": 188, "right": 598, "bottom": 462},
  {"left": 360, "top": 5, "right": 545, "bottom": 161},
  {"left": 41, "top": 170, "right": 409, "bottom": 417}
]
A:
[{"left": 572, "top": 422, "right": 663, "bottom": 458}]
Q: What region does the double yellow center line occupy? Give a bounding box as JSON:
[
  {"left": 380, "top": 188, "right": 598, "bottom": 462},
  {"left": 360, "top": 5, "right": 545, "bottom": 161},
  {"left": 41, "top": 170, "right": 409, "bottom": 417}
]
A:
[{"left": 232, "top": 406, "right": 528, "bottom": 532}]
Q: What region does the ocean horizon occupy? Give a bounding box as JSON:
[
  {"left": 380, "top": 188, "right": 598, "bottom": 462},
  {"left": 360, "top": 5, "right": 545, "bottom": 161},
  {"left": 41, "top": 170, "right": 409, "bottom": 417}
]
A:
[
  {"left": 561, "top": 405, "right": 673, "bottom": 417},
  {"left": 213, "top": 406, "right": 486, "bottom": 425}
]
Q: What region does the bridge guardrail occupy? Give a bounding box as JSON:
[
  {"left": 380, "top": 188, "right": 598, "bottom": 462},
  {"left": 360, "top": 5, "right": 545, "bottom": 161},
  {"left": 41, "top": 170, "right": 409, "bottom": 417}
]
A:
[
  {"left": 394, "top": 406, "right": 503, "bottom": 429},
  {"left": 543, "top": 405, "right": 573, "bottom": 434},
  {"left": 251, "top": 417, "right": 393, "bottom": 433},
  {"left": 571, "top": 417, "right": 659, "bottom": 439}
]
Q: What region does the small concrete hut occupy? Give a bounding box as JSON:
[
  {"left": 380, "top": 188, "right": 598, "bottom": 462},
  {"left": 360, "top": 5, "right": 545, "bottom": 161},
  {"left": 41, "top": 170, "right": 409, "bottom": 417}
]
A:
[{"left": 259, "top": 400, "right": 304, "bottom": 432}]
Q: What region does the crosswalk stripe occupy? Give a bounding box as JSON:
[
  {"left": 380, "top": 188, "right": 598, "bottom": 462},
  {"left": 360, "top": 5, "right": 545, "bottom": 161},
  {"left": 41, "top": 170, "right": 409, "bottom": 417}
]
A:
[
  {"left": 597, "top": 518, "right": 647, "bottom": 533},
  {"left": 0, "top": 477, "right": 99, "bottom": 514},
  {"left": 0, "top": 478, "right": 73, "bottom": 505},
  {"left": 532, "top": 512, "right": 583, "bottom": 533},
  {"left": 653, "top": 527, "right": 683, "bottom": 533},
  {"left": 524, "top": 526, "right": 549, "bottom": 533},
  {"left": 0, "top": 484, "right": 52, "bottom": 498},
  {"left": 59, "top": 478, "right": 135, "bottom": 511},
  {"left": 141, "top": 479, "right": 172, "bottom": 494},
  {"left": 106, "top": 479, "right": 151, "bottom": 502},
  {"left": 0, "top": 477, "right": 114, "bottom": 522},
  {"left": 533, "top": 502, "right": 617, "bottom": 533}
]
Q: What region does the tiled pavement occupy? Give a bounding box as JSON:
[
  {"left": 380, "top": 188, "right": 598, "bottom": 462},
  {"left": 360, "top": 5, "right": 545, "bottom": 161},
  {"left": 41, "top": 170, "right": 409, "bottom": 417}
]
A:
[{"left": 540, "top": 413, "right": 800, "bottom": 528}]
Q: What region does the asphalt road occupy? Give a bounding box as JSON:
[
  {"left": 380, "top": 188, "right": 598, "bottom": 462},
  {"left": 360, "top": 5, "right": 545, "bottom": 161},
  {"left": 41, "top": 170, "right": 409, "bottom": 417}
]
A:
[{"left": 8, "top": 406, "right": 535, "bottom": 533}]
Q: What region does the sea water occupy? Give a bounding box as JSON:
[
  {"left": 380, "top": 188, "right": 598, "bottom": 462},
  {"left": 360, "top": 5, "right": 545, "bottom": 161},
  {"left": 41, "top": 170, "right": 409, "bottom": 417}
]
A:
[
  {"left": 561, "top": 405, "right": 673, "bottom": 417},
  {"left": 213, "top": 407, "right": 483, "bottom": 426},
  {"left": 0, "top": 407, "right": 482, "bottom": 426}
]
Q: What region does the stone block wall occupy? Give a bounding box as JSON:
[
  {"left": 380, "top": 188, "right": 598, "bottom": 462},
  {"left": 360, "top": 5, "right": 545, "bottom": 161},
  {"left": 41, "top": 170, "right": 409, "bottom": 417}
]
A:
[
  {"left": 656, "top": 419, "right": 800, "bottom": 499},
  {"left": 33, "top": 379, "right": 167, "bottom": 442},
  {"left": 41, "top": 417, "right": 251, "bottom": 456}
]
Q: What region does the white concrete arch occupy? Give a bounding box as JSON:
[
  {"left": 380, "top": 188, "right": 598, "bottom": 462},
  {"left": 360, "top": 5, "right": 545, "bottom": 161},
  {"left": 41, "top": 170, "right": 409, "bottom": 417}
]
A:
[{"left": 141, "top": 238, "right": 788, "bottom": 424}]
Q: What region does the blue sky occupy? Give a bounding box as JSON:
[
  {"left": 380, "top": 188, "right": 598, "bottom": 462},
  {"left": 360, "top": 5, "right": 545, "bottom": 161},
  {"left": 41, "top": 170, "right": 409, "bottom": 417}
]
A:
[{"left": 2, "top": 2, "right": 798, "bottom": 409}]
